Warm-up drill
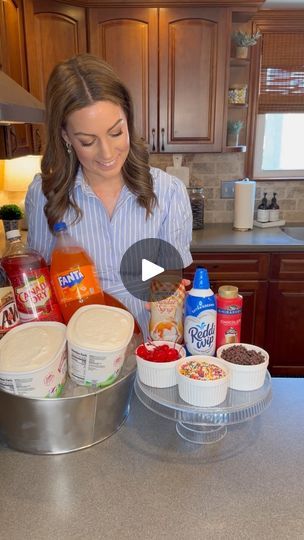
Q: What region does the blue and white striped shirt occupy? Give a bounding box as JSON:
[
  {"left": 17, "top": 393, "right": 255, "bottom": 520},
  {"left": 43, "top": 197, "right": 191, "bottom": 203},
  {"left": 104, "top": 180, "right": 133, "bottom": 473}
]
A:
[{"left": 25, "top": 166, "right": 193, "bottom": 337}]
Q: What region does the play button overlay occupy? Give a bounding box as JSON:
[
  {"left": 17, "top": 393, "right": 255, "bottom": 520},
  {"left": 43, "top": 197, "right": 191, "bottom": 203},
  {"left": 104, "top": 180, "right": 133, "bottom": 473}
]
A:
[
  {"left": 142, "top": 259, "right": 164, "bottom": 282},
  {"left": 120, "top": 238, "right": 183, "bottom": 301}
]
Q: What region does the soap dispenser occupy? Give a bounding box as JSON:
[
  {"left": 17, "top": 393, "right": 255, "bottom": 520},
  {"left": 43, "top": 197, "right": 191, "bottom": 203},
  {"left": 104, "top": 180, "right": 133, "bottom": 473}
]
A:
[
  {"left": 269, "top": 193, "right": 280, "bottom": 222},
  {"left": 257, "top": 192, "right": 269, "bottom": 223}
]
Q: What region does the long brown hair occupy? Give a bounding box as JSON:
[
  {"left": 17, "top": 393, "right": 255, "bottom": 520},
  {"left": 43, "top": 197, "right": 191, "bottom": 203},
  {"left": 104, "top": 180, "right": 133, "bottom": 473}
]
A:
[{"left": 41, "top": 53, "right": 157, "bottom": 232}]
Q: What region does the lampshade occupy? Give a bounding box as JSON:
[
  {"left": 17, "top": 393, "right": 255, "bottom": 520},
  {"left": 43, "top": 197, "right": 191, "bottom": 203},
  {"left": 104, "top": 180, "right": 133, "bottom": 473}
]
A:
[{"left": 3, "top": 155, "right": 42, "bottom": 191}]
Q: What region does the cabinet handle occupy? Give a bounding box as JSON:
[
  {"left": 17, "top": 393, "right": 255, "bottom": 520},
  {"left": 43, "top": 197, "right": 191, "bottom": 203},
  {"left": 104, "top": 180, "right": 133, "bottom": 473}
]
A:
[
  {"left": 161, "top": 128, "right": 165, "bottom": 151},
  {"left": 35, "top": 128, "right": 42, "bottom": 153},
  {"left": 151, "top": 128, "right": 155, "bottom": 151}
]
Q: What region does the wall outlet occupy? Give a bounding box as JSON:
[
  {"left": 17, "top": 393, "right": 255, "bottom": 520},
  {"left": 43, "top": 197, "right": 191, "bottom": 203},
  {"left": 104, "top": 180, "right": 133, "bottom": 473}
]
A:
[{"left": 221, "top": 180, "right": 235, "bottom": 199}]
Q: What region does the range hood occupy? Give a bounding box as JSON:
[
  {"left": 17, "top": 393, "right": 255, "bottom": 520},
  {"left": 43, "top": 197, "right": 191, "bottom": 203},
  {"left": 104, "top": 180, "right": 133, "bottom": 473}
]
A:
[{"left": 0, "top": 71, "right": 45, "bottom": 124}]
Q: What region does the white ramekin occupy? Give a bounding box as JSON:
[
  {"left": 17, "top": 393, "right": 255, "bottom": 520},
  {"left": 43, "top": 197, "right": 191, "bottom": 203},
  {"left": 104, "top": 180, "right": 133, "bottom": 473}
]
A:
[
  {"left": 216, "top": 343, "right": 269, "bottom": 391},
  {"left": 136, "top": 341, "right": 186, "bottom": 388},
  {"left": 176, "top": 356, "right": 228, "bottom": 407}
]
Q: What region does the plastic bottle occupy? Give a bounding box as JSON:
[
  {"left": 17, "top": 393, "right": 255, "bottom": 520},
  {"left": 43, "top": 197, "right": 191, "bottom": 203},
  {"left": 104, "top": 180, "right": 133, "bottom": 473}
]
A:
[
  {"left": 1, "top": 230, "right": 63, "bottom": 323},
  {"left": 0, "top": 265, "right": 20, "bottom": 338},
  {"left": 50, "top": 222, "right": 105, "bottom": 323},
  {"left": 216, "top": 285, "right": 243, "bottom": 349},
  {"left": 257, "top": 192, "right": 269, "bottom": 223},
  {"left": 149, "top": 277, "right": 186, "bottom": 343},
  {"left": 269, "top": 192, "right": 280, "bottom": 222},
  {"left": 184, "top": 267, "right": 217, "bottom": 356}
]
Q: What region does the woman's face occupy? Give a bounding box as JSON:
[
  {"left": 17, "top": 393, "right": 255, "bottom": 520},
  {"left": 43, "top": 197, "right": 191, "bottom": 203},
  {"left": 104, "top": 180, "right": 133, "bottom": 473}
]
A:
[{"left": 62, "top": 100, "right": 130, "bottom": 183}]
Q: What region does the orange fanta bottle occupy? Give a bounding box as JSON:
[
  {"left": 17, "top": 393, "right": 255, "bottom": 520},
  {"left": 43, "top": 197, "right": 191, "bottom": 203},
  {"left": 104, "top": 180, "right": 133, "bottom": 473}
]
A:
[{"left": 50, "top": 222, "right": 105, "bottom": 323}]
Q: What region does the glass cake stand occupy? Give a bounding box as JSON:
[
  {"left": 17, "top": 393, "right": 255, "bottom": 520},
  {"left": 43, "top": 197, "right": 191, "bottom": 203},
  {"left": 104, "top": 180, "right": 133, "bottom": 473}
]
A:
[{"left": 134, "top": 371, "right": 272, "bottom": 445}]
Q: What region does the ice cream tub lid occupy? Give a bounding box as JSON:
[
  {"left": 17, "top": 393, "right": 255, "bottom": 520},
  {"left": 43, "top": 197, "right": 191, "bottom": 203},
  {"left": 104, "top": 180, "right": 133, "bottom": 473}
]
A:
[
  {"left": 66, "top": 305, "right": 135, "bottom": 353},
  {"left": 0, "top": 322, "right": 66, "bottom": 374}
]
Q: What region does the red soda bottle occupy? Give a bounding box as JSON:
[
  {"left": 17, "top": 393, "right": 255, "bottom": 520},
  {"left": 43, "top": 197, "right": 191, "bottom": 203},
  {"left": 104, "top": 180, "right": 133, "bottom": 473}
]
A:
[
  {"left": 0, "top": 265, "right": 20, "bottom": 338},
  {"left": 50, "top": 222, "right": 105, "bottom": 323},
  {"left": 1, "top": 229, "right": 63, "bottom": 323}
]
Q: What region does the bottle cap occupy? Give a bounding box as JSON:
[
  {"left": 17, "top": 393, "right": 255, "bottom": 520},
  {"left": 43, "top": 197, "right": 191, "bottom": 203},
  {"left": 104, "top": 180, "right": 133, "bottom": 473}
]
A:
[
  {"left": 53, "top": 222, "right": 67, "bottom": 233},
  {"left": 193, "top": 267, "right": 210, "bottom": 289},
  {"left": 218, "top": 285, "right": 238, "bottom": 298},
  {"left": 6, "top": 229, "right": 21, "bottom": 240}
]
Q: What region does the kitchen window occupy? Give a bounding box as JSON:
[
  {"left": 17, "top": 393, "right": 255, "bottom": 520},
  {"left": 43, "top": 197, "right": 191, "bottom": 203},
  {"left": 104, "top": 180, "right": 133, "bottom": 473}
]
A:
[
  {"left": 252, "top": 30, "right": 304, "bottom": 179},
  {"left": 254, "top": 112, "right": 304, "bottom": 177}
]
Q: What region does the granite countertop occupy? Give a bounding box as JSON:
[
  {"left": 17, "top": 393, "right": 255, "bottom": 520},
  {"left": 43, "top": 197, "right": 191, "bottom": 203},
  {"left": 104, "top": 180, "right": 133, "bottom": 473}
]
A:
[
  {"left": 1, "top": 225, "right": 304, "bottom": 257},
  {"left": 191, "top": 223, "right": 304, "bottom": 252},
  {"left": 0, "top": 378, "right": 304, "bottom": 540}
]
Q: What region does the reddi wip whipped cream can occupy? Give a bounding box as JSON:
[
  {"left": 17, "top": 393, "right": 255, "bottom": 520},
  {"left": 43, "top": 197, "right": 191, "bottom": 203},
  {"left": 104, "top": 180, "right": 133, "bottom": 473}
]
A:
[{"left": 184, "top": 267, "right": 216, "bottom": 356}]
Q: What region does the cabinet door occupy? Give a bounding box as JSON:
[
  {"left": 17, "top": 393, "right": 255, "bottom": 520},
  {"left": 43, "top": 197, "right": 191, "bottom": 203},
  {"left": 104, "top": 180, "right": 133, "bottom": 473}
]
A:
[
  {"left": 159, "top": 8, "right": 229, "bottom": 152},
  {"left": 88, "top": 7, "right": 158, "bottom": 150},
  {"left": 183, "top": 252, "right": 270, "bottom": 281},
  {"left": 265, "top": 281, "right": 304, "bottom": 376},
  {"left": 23, "top": 0, "right": 87, "bottom": 153},
  {"left": 0, "top": 0, "right": 33, "bottom": 157}
]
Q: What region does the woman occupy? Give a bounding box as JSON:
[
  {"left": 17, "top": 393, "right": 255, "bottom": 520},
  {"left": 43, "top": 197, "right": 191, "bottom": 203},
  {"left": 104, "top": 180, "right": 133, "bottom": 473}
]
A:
[{"left": 26, "top": 53, "right": 193, "bottom": 336}]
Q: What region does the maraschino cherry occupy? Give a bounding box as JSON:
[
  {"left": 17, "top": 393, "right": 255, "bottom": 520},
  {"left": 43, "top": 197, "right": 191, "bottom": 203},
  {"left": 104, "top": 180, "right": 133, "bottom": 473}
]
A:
[{"left": 137, "top": 343, "right": 180, "bottom": 363}]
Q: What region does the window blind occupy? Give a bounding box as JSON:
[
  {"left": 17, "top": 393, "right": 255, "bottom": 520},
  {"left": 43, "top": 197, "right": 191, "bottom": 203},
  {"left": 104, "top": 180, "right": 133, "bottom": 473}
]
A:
[{"left": 259, "top": 32, "right": 304, "bottom": 113}]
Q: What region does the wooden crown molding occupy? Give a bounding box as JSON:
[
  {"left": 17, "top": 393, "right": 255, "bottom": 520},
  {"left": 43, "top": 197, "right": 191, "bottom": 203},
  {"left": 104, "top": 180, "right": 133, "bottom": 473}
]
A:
[{"left": 56, "top": 0, "right": 264, "bottom": 8}]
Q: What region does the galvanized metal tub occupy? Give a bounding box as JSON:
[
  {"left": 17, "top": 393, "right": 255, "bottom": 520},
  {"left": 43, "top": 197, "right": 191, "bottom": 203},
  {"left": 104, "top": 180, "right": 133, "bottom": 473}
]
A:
[{"left": 0, "top": 334, "right": 140, "bottom": 455}]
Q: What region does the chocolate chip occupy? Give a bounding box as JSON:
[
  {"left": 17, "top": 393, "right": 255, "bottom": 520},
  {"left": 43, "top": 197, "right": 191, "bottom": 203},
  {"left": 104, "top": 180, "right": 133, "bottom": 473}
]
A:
[{"left": 221, "top": 345, "right": 265, "bottom": 365}]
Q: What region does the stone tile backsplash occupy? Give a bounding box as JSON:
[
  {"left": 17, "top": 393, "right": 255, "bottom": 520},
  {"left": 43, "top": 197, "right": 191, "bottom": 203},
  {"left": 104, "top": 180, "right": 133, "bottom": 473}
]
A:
[{"left": 149, "top": 153, "right": 304, "bottom": 224}]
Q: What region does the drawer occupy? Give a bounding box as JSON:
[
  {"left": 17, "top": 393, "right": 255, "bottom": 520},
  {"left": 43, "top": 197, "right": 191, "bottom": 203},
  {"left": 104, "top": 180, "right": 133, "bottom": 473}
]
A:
[
  {"left": 270, "top": 253, "right": 304, "bottom": 280},
  {"left": 185, "top": 252, "right": 270, "bottom": 280}
]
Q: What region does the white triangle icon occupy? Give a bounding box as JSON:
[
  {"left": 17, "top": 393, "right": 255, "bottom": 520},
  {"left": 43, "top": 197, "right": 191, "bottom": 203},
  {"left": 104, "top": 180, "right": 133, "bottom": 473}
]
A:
[{"left": 142, "top": 259, "right": 164, "bottom": 282}]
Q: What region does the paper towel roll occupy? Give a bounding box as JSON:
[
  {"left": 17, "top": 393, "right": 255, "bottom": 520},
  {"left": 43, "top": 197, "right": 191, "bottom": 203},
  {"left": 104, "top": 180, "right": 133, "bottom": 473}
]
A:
[{"left": 233, "top": 179, "right": 256, "bottom": 231}]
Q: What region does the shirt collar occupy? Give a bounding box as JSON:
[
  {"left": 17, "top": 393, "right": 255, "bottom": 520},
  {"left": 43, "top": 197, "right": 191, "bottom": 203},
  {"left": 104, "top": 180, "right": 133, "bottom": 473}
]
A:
[
  {"left": 74, "top": 166, "right": 93, "bottom": 195},
  {"left": 74, "top": 166, "right": 136, "bottom": 205}
]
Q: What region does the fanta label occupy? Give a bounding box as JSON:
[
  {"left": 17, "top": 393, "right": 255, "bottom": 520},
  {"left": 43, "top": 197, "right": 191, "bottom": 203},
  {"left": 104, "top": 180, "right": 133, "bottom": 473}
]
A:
[
  {"left": 53, "top": 265, "right": 102, "bottom": 304},
  {"left": 58, "top": 270, "right": 84, "bottom": 288}
]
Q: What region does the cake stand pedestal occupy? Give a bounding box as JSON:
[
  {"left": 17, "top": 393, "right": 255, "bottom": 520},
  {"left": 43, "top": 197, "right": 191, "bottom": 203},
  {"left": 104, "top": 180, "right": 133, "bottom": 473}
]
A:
[{"left": 134, "top": 372, "right": 272, "bottom": 445}]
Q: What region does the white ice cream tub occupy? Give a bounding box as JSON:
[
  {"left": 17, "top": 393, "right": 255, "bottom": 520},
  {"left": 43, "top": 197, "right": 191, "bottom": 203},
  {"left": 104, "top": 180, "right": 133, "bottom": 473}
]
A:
[
  {"left": 66, "top": 305, "right": 134, "bottom": 387},
  {"left": 0, "top": 322, "right": 67, "bottom": 398}
]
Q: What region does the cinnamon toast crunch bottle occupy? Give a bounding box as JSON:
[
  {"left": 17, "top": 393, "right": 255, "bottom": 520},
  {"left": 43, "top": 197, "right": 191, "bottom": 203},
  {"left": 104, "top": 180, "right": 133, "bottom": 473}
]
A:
[{"left": 50, "top": 222, "right": 105, "bottom": 323}]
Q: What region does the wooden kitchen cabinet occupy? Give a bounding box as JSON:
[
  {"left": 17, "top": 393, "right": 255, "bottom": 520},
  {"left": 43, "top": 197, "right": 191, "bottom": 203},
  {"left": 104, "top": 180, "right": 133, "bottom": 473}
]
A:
[
  {"left": 223, "top": 18, "right": 257, "bottom": 153},
  {"left": 0, "top": 0, "right": 33, "bottom": 158},
  {"left": 88, "top": 7, "right": 158, "bottom": 150},
  {"left": 23, "top": 0, "right": 87, "bottom": 153},
  {"left": 265, "top": 253, "right": 304, "bottom": 376},
  {"left": 88, "top": 7, "right": 229, "bottom": 152}
]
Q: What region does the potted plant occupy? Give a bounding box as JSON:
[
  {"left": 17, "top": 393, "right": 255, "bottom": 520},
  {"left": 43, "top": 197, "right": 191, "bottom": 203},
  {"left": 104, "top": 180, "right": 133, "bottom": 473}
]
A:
[
  {"left": 227, "top": 120, "right": 244, "bottom": 147},
  {"left": 0, "top": 204, "right": 23, "bottom": 233},
  {"left": 232, "top": 30, "right": 261, "bottom": 58}
]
